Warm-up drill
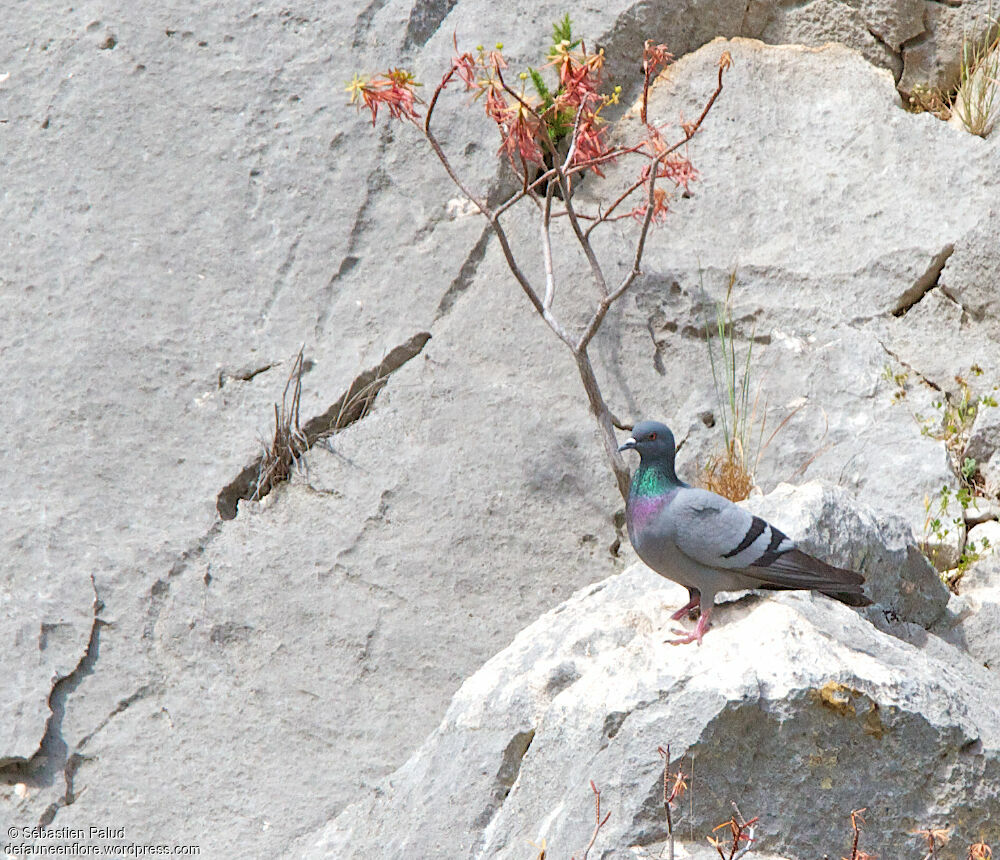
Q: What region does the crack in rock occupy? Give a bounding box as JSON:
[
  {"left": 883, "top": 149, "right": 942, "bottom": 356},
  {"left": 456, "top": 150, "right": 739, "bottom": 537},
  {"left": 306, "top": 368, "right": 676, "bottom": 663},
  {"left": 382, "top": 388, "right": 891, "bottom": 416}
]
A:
[
  {"left": 866, "top": 26, "right": 905, "bottom": 82},
  {"left": 0, "top": 577, "right": 107, "bottom": 826},
  {"left": 144, "top": 521, "right": 224, "bottom": 638},
  {"left": 217, "top": 361, "right": 279, "bottom": 389},
  {"left": 215, "top": 331, "right": 431, "bottom": 520},
  {"left": 351, "top": 0, "right": 393, "bottom": 48},
  {"left": 404, "top": 0, "right": 459, "bottom": 48},
  {"left": 259, "top": 235, "right": 302, "bottom": 326},
  {"left": 876, "top": 337, "right": 943, "bottom": 392},
  {"left": 434, "top": 225, "right": 491, "bottom": 320},
  {"left": 474, "top": 729, "right": 536, "bottom": 832},
  {"left": 315, "top": 157, "right": 388, "bottom": 337},
  {"left": 891, "top": 244, "right": 955, "bottom": 316}
]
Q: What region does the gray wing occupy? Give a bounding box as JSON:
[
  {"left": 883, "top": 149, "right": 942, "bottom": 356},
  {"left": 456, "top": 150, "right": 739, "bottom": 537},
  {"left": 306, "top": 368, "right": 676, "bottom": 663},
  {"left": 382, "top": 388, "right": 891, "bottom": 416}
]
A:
[{"left": 668, "top": 488, "right": 869, "bottom": 603}]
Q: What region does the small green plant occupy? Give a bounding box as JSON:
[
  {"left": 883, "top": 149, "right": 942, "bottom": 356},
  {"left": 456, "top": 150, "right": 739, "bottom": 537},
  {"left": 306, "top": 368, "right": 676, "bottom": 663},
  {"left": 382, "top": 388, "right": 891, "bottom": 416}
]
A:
[
  {"left": 526, "top": 16, "right": 590, "bottom": 148},
  {"left": 922, "top": 484, "right": 961, "bottom": 547},
  {"left": 700, "top": 272, "right": 803, "bottom": 501},
  {"left": 923, "top": 482, "right": 995, "bottom": 588},
  {"left": 962, "top": 456, "right": 979, "bottom": 482},
  {"left": 702, "top": 272, "right": 764, "bottom": 501},
  {"left": 951, "top": 17, "right": 1000, "bottom": 137},
  {"left": 917, "top": 369, "right": 997, "bottom": 472},
  {"left": 881, "top": 364, "right": 909, "bottom": 402}
]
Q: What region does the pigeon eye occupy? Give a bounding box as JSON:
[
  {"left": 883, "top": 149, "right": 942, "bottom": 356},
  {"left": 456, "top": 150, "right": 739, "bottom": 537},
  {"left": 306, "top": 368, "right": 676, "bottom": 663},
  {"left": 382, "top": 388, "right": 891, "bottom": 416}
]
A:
[{"left": 649, "top": 432, "right": 657, "bottom": 441}]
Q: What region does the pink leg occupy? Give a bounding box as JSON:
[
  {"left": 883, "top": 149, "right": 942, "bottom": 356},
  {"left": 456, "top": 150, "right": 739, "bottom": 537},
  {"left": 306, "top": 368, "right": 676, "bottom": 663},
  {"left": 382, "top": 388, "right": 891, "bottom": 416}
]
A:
[
  {"left": 670, "top": 594, "right": 700, "bottom": 621},
  {"left": 668, "top": 607, "right": 713, "bottom": 646}
]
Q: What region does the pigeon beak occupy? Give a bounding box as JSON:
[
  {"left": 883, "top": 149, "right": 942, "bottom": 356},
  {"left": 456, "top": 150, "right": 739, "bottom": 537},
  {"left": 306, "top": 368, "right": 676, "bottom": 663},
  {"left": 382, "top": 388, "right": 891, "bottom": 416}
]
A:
[{"left": 618, "top": 437, "right": 637, "bottom": 452}]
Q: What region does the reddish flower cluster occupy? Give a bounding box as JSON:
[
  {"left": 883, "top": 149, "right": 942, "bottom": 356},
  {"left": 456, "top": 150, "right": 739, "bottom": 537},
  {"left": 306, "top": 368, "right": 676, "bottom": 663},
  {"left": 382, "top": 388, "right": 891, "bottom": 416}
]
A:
[
  {"left": 448, "top": 37, "right": 616, "bottom": 174},
  {"left": 349, "top": 22, "right": 722, "bottom": 232},
  {"left": 346, "top": 69, "right": 422, "bottom": 126}
]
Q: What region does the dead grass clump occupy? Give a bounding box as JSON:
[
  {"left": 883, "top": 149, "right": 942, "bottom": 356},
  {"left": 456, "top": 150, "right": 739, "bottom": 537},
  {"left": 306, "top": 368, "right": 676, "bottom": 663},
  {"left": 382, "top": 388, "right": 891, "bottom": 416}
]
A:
[
  {"left": 253, "top": 346, "right": 308, "bottom": 502},
  {"left": 951, "top": 21, "right": 1000, "bottom": 137},
  {"left": 702, "top": 441, "right": 755, "bottom": 502}
]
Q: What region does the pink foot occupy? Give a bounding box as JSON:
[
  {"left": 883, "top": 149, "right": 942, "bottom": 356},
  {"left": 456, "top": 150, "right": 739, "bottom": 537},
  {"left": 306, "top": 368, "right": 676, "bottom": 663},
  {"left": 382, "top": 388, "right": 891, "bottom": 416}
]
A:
[
  {"left": 670, "top": 595, "right": 701, "bottom": 621},
  {"left": 668, "top": 608, "right": 712, "bottom": 646}
]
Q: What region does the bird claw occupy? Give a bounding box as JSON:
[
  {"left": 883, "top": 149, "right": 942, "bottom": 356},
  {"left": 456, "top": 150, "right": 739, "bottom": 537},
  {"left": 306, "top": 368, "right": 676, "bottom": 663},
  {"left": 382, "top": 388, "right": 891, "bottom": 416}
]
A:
[
  {"left": 667, "top": 627, "right": 702, "bottom": 646},
  {"left": 666, "top": 609, "right": 712, "bottom": 646}
]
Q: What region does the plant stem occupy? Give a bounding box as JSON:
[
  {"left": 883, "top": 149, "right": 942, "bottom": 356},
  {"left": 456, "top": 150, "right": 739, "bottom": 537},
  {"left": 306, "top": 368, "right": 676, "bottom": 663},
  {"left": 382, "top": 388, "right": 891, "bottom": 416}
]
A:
[{"left": 574, "top": 348, "right": 631, "bottom": 498}]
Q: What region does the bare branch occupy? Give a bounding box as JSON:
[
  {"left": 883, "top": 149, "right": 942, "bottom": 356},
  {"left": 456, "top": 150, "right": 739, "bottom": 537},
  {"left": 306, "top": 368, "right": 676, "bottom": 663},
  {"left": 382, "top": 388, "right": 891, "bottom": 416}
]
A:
[
  {"left": 542, "top": 182, "right": 557, "bottom": 311},
  {"left": 576, "top": 269, "right": 635, "bottom": 354},
  {"left": 574, "top": 349, "right": 630, "bottom": 498},
  {"left": 576, "top": 781, "right": 612, "bottom": 860},
  {"left": 565, "top": 140, "right": 648, "bottom": 178},
  {"left": 388, "top": 41, "right": 729, "bottom": 501},
  {"left": 559, "top": 102, "right": 589, "bottom": 171},
  {"left": 423, "top": 126, "right": 491, "bottom": 217},
  {"left": 658, "top": 746, "right": 675, "bottom": 860}
]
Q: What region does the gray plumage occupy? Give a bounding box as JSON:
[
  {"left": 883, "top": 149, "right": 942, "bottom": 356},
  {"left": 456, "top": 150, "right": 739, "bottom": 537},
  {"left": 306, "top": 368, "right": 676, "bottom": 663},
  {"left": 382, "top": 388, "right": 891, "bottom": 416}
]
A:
[{"left": 619, "top": 420, "right": 870, "bottom": 644}]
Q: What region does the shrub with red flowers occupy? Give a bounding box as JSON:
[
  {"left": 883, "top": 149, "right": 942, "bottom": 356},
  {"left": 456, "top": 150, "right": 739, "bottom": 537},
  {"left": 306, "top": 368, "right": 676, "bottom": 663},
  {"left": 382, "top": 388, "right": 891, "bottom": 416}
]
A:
[{"left": 350, "top": 17, "right": 731, "bottom": 498}]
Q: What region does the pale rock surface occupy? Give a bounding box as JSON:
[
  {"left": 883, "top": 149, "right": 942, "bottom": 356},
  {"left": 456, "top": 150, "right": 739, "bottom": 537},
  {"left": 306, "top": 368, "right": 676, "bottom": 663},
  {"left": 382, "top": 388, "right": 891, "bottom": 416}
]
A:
[
  {"left": 301, "top": 563, "right": 1000, "bottom": 859},
  {"left": 597, "top": 39, "right": 992, "bottom": 543},
  {"left": 3, "top": 4, "right": 1000, "bottom": 855},
  {"left": 933, "top": 553, "right": 1000, "bottom": 670},
  {"left": 967, "top": 520, "right": 1000, "bottom": 558},
  {"left": 965, "top": 495, "right": 1000, "bottom": 526},
  {"left": 968, "top": 401, "right": 1000, "bottom": 496}
]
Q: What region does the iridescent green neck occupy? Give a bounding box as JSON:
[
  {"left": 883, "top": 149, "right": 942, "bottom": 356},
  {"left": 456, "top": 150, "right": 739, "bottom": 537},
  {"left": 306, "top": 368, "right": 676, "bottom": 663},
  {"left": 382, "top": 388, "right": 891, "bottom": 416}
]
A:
[{"left": 631, "top": 462, "right": 679, "bottom": 498}]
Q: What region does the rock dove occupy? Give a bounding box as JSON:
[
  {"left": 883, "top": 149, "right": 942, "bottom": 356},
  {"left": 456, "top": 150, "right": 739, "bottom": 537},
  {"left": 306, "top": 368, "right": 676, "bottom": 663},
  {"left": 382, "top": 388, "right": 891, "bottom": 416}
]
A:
[{"left": 619, "top": 420, "right": 871, "bottom": 645}]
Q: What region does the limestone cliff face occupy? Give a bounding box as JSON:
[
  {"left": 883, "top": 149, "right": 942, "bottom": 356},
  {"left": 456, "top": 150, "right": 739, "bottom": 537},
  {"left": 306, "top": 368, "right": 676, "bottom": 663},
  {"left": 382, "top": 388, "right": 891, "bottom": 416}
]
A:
[{"left": 3, "top": 7, "right": 1000, "bottom": 858}]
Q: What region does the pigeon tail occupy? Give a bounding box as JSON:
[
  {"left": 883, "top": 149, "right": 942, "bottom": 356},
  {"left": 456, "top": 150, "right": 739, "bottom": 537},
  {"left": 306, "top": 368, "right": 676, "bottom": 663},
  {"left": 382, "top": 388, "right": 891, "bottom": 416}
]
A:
[{"left": 750, "top": 548, "right": 871, "bottom": 606}]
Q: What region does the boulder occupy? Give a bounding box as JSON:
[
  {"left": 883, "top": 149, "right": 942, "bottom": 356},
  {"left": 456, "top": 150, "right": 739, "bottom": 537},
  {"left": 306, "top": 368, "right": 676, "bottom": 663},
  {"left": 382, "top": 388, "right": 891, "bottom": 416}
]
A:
[{"left": 302, "top": 562, "right": 1000, "bottom": 859}]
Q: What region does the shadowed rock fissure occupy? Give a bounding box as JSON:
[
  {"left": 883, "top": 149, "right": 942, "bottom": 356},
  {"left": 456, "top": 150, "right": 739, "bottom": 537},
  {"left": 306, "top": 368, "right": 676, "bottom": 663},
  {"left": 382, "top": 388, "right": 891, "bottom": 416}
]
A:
[
  {"left": 0, "top": 578, "right": 116, "bottom": 828},
  {"left": 404, "top": 0, "right": 459, "bottom": 48},
  {"left": 215, "top": 331, "right": 431, "bottom": 519},
  {"left": 892, "top": 244, "right": 954, "bottom": 316},
  {"left": 144, "top": 521, "right": 225, "bottom": 639},
  {"left": 474, "top": 729, "right": 536, "bottom": 830},
  {"left": 877, "top": 338, "right": 942, "bottom": 392},
  {"left": 217, "top": 362, "right": 278, "bottom": 389},
  {"left": 435, "top": 226, "right": 491, "bottom": 319}
]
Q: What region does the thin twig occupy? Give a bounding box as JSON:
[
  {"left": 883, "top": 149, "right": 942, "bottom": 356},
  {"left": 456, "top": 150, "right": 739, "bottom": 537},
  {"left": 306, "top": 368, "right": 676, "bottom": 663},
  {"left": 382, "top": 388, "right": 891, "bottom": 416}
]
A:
[
  {"left": 729, "top": 803, "right": 757, "bottom": 860},
  {"left": 542, "top": 180, "right": 557, "bottom": 310},
  {"left": 848, "top": 808, "right": 866, "bottom": 860},
  {"left": 560, "top": 101, "right": 590, "bottom": 171},
  {"left": 576, "top": 780, "right": 612, "bottom": 860},
  {"left": 576, "top": 58, "right": 730, "bottom": 354},
  {"left": 658, "top": 746, "right": 676, "bottom": 860}
]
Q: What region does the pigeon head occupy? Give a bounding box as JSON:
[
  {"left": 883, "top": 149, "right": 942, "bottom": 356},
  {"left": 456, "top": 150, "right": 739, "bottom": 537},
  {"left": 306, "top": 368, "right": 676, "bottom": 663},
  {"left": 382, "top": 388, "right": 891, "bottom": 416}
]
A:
[{"left": 618, "top": 420, "right": 677, "bottom": 462}]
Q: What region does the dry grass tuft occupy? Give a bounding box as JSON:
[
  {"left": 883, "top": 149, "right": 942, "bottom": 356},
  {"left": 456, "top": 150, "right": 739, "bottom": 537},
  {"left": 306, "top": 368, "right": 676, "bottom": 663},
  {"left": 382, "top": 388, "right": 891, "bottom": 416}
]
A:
[
  {"left": 702, "top": 441, "right": 755, "bottom": 502},
  {"left": 951, "top": 21, "right": 1000, "bottom": 137},
  {"left": 253, "top": 346, "right": 308, "bottom": 502}
]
